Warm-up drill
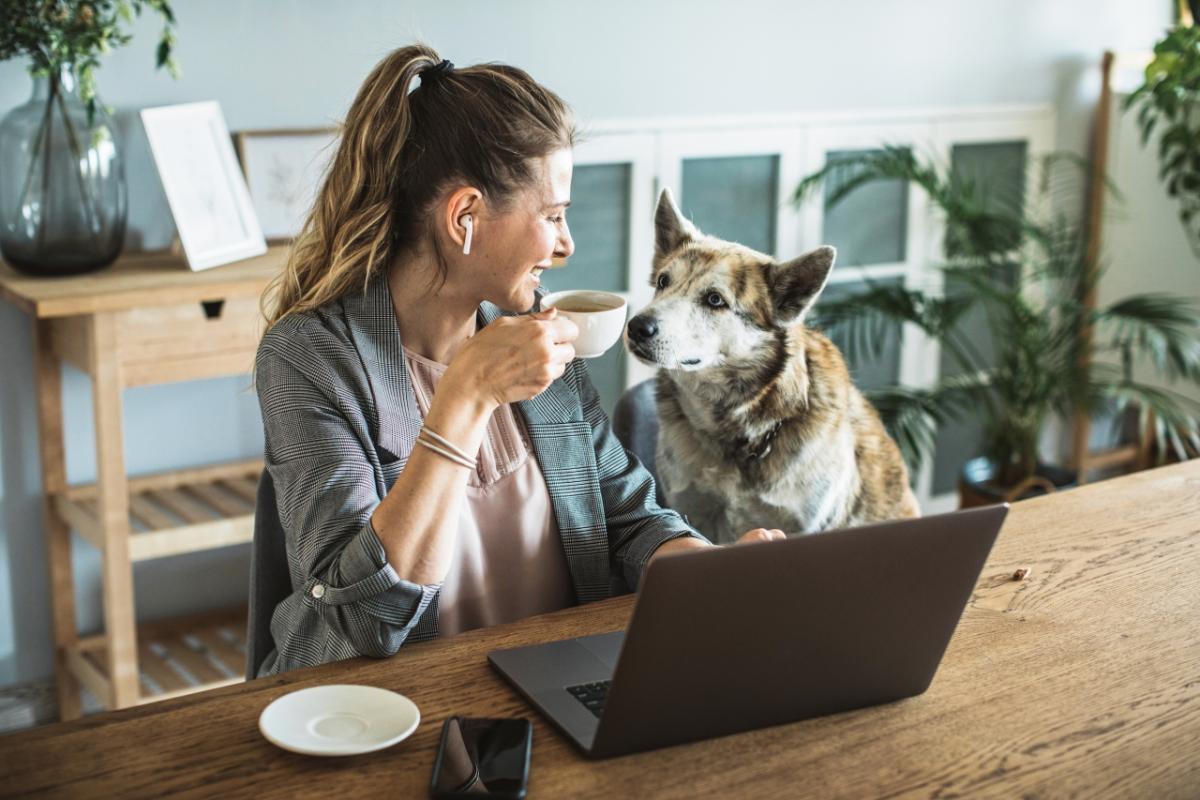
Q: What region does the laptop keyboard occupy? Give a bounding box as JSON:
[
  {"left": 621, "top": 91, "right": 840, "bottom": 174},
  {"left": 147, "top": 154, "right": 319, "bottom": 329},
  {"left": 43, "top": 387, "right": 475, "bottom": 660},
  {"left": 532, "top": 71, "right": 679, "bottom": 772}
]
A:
[{"left": 566, "top": 680, "right": 611, "bottom": 718}]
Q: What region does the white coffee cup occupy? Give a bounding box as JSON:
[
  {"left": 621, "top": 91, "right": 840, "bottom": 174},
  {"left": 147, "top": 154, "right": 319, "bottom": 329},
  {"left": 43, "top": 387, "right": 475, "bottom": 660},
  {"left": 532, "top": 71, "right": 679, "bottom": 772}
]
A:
[{"left": 541, "top": 290, "right": 628, "bottom": 359}]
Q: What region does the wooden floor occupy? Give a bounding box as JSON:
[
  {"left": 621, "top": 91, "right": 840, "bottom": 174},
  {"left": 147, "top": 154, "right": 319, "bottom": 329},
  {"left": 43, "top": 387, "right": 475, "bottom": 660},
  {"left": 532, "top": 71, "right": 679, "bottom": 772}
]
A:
[{"left": 0, "top": 609, "right": 248, "bottom": 736}]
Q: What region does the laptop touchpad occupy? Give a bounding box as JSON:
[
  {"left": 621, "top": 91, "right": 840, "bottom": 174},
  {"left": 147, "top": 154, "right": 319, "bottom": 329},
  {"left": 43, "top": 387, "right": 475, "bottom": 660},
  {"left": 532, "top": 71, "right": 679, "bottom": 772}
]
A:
[{"left": 576, "top": 631, "right": 625, "bottom": 669}]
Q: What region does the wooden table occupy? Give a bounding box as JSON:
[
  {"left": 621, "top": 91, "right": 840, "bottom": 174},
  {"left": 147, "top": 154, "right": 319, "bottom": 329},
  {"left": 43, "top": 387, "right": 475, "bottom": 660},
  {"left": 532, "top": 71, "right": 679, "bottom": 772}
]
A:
[
  {"left": 0, "top": 248, "right": 286, "bottom": 718},
  {"left": 1, "top": 461, "right": 1197, "bottom": 798}
]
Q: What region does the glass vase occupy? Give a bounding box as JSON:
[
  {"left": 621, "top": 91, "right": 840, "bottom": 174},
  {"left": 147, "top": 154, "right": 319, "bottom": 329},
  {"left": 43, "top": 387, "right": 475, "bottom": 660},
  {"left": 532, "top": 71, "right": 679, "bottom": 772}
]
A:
[{"left": 0, "top": 68, "right": 127, "bottom": 276}]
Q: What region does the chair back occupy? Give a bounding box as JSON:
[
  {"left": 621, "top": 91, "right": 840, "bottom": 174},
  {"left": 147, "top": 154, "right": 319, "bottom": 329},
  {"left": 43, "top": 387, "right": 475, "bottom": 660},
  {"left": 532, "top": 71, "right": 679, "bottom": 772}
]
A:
[
  {"left": 246, "top": 469, "right": 292, "bottom": 679},
  {"left": 611, "top": 378, "right": 665, "bottom": 507}
]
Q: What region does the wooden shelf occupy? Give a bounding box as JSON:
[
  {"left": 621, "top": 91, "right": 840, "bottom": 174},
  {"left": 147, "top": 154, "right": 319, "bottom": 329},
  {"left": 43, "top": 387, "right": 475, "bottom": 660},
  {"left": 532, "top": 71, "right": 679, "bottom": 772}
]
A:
[
  {"left": 56, "top": 459, "right": 262, "bottom": 561},
  {"left": 3, "top": 250, "right": 281, "bottom": 719},
  {"left": 73, "top": 608, "right": 247, "bottom": 705}
]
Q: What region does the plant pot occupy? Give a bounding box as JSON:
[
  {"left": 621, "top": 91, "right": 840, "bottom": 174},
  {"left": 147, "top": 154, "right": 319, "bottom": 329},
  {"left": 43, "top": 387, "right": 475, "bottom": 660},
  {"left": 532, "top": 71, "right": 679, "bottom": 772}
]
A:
[
  {"left": 0, "top": 68, "right": 127, "bottom": 276},
  {"left": 958, "top": 456, "right": 1077, "bottom": 508}
]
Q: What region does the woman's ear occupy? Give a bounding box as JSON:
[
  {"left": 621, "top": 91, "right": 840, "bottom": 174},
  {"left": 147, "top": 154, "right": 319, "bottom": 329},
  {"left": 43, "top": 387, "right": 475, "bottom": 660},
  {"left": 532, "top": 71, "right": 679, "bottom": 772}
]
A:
[{"left": 443, "top": 187, "right": 482, "bottom": 252}]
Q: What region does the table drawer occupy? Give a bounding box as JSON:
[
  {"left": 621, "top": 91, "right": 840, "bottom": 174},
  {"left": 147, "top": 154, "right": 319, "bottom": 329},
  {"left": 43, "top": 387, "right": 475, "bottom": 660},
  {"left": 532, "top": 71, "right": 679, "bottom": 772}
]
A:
[{"left": 114, "top": 295, "right": 265, "bottom": 385}]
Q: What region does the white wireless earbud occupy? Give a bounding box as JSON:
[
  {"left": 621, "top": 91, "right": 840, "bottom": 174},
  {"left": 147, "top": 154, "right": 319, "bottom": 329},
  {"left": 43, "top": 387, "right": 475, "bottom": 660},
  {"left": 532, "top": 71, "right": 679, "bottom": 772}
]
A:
[{"left": 462, "top": 215, "right": 473, "bottom": 255}]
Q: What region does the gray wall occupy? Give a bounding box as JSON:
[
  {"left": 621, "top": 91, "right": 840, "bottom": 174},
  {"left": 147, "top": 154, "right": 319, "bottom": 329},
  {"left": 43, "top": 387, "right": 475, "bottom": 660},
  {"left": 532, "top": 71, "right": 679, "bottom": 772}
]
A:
[{"left": 0, "top": 0, "right": 1174, "bottom": 688}]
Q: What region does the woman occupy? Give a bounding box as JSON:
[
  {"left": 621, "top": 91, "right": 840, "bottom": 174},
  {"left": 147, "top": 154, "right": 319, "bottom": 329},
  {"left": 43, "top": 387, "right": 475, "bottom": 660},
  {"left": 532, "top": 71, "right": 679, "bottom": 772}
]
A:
[{"left": 251, "top": 44, "right": 783, "bottom": 677}]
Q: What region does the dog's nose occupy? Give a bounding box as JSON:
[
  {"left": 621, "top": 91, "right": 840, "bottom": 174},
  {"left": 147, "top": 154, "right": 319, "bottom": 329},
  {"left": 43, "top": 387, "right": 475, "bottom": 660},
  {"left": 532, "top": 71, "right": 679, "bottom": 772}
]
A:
[{"left": 627, "top": 315, "right": 659, "bottom": 342}]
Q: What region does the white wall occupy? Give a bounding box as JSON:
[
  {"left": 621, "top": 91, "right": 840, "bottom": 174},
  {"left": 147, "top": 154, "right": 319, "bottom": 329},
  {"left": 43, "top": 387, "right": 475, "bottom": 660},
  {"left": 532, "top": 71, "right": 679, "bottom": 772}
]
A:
[
  {"left": 1100, "top": 89, "right": 1200, "bottom": 403},
  {"left": 0, "top": 0, "right": 1174, "bottom": 688}
]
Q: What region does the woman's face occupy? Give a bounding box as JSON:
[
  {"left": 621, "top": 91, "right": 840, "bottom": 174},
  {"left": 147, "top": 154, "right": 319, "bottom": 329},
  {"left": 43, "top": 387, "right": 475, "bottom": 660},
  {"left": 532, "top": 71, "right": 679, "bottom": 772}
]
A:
[{"left": 466, "top": 148, "right": 575, "bottom": 312}]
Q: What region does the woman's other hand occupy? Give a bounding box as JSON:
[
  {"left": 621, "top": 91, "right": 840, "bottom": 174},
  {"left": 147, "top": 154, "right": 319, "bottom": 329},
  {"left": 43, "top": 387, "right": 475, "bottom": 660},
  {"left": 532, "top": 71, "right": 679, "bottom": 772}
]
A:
[
  {"left": 734, "top": 528, "right": 787, "bottom": 545},
  {"left": 649, "top": 528, "right": 785, "bottom": 566},
  {"left": 444, "top": 308, "right": 579, "bottom": 407}
]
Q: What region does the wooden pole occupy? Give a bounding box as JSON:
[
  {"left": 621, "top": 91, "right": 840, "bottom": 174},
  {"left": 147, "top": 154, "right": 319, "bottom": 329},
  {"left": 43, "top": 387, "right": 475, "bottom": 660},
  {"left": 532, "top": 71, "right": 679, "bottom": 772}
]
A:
[{"left": 1071, "top": 50, "right": 1116, "bottom": 485}]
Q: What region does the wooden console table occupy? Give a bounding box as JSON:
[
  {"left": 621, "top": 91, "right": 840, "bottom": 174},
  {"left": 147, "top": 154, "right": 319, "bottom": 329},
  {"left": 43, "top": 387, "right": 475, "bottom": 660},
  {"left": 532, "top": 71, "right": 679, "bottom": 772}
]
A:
[{"left": 0, "top": 247, "right": 287, "bottom": 719}]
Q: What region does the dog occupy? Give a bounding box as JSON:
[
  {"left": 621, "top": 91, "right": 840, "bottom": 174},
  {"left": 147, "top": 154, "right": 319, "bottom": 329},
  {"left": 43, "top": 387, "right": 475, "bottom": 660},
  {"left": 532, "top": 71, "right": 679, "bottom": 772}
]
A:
[{"left": 624, "top": 188, "right": 919, "bottom": 544}]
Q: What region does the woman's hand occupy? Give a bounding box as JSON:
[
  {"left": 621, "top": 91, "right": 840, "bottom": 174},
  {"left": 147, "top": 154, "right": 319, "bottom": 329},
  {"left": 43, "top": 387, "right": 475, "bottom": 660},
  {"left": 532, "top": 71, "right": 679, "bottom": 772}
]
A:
[
  {"left": 734, "top": 528, "right": 787, "bottom": 545},
  {"left": 649, "top": 528, "right": 786, "bottom": 566},
  {"left": 444, "top": 309, "right": 579, "bottom": 408}
]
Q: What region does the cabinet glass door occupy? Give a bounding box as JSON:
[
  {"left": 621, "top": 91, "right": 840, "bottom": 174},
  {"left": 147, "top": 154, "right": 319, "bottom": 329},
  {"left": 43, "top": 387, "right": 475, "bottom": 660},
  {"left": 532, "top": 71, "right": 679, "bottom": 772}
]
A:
[
  {"left": 679, "top": 155, "right": 780, "bottom": 255},
  {"left": 822, "top": 149, "right": 909, "bottom": 267},
  {"left": 817, "top": 278, "right": 904, "bottom": 393},
  {"left": 930, "top": 141, "right": 1028, "bottom": 494},
  {"left": 541, "top": 162, "right": 634, "bottom": 414}
]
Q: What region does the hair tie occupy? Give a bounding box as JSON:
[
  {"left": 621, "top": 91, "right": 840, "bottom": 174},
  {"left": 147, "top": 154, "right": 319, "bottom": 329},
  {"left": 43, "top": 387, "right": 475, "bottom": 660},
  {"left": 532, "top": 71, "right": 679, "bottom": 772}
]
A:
[{"left": 422, "top": 59, "right": 454, "bottom": 84}]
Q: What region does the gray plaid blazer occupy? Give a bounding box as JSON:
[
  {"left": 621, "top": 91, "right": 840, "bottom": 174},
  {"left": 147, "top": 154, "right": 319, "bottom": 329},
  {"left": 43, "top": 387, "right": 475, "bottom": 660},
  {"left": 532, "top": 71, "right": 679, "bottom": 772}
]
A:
[{"left": 249, "top": 273, "right": 704, "bottom": 677}]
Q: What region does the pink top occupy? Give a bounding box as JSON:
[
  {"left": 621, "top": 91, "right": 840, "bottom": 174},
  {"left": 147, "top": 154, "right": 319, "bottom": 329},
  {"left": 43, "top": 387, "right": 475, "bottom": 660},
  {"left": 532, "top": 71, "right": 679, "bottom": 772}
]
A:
[{"left": 403, "top": 346, "right": 576, "bottom": 637}]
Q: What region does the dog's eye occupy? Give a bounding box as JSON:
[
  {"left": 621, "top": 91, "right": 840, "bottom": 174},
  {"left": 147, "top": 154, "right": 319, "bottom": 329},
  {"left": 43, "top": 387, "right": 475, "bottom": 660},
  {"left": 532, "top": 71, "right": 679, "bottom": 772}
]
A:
[
  {"left": 655, "top": 273, "right": 670, "bottom": 291},
  {"left": 705, "top": 292, "right": 727, "bottom": 309}
]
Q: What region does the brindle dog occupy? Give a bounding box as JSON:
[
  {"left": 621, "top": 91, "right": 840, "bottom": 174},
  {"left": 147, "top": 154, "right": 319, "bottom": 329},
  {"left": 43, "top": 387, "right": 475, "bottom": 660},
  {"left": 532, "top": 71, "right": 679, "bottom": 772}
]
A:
[{"left": 625, "top": 189, "right": 919, "bottom": 543}]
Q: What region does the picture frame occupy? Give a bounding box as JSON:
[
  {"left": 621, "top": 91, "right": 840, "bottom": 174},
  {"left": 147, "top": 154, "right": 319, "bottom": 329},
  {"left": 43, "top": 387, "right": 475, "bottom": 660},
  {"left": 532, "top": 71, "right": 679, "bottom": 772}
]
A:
[
  {"left": 233, "top": 127, "right": 338, "bottom": 243},
  {"left": 140, "top": 101, "right": 268, "bottom": 271}
]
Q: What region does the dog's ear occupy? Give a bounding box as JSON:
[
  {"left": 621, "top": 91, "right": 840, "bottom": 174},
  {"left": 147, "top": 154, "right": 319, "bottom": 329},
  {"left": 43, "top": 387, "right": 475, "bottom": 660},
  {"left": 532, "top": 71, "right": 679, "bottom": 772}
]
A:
[
  {"left": 769, "top": 246, "right": 836, "bottom": 325},
  {"left": 654, "top": 187, "right": 698, "bottom": 258}
]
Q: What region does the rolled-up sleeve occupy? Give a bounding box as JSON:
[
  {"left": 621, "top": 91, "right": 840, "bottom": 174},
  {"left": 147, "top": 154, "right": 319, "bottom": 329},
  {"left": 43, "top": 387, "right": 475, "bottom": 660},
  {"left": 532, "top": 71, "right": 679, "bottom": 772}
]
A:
[
  {"left": 572, "top": 362, "right": 710, "bottom": 591},
  {"left": 256, "top": 334, "right": 437, "bottom": 665}
]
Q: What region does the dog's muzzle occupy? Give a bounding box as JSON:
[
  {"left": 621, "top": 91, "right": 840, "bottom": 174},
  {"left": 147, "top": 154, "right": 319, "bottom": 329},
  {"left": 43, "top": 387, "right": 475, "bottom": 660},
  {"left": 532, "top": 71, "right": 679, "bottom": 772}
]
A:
[{"left": 625, "top": 314, "right": 660, "bottom": 362}]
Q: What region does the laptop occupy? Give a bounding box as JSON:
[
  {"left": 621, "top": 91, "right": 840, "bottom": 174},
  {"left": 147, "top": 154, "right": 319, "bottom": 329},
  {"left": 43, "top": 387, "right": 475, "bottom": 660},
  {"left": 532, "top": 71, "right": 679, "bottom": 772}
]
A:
[{"left": 488, "top": 504, "right": 1007, "bottom": 759}]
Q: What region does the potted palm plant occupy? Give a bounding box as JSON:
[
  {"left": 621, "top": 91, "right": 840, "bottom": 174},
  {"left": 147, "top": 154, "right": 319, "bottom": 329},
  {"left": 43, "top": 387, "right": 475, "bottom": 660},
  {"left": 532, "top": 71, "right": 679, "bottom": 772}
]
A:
[{"left": 793, "top": 146, "right": 1200, "bottom": 504}]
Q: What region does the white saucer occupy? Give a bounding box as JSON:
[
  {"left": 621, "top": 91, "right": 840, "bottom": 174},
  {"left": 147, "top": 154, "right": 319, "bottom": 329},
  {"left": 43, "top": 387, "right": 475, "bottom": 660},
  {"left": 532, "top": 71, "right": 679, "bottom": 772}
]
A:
[{"left": 258, "top": 685, "right": 421, "bottom": 756}]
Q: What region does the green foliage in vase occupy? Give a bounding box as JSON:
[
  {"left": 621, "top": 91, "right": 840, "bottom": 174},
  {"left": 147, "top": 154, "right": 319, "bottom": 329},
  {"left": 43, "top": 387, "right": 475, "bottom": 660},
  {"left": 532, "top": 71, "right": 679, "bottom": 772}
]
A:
[
  {"left": 0, "top": 0, "right": 179, "bottom": 124},
  {"left": 1124, "top": 24, "right": 1200, "bottom": 258},
  {"left": 793, "top": 146, "right": 1200, "bottom": 488}
]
